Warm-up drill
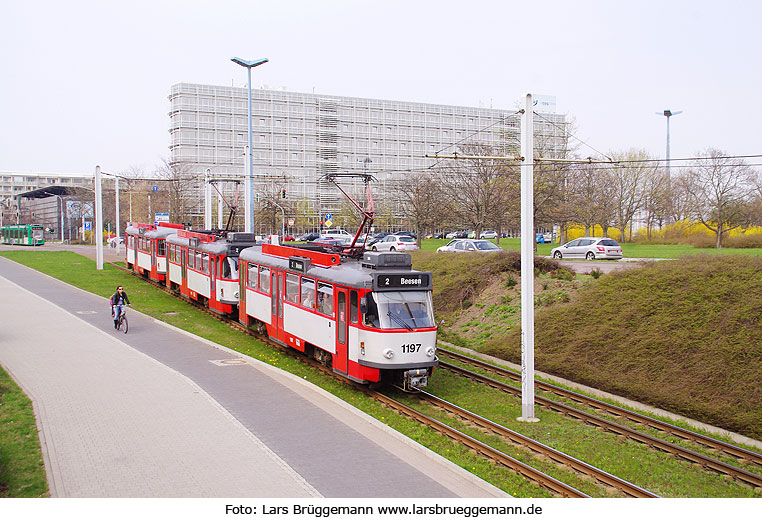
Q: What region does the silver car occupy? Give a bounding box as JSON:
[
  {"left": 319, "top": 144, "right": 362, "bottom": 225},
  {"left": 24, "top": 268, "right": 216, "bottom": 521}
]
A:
[
  {"left": 372, "top": 235, "right": 419, "bottom": 252},
  {"left": 437, "top": 239, "right": 502, "bottom": 253},
  {"left": 551, "top": 237, "right": 622, "bottom": 260}
]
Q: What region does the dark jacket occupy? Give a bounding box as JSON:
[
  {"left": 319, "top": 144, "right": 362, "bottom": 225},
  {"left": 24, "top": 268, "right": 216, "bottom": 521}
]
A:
[{"left": 110, "top": 291, "right": 131, "bottom": 307}]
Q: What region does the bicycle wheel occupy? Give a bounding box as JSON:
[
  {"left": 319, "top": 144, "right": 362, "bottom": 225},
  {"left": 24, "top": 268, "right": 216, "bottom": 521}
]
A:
[{"left": 121, "top": 316, "right": 128, "bottom": 334}]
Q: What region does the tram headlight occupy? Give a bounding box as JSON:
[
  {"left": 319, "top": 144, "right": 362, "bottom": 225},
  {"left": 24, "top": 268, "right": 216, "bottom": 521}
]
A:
[
  {"left": 426, "top": 347, "right": 436, "bottom": 357},
  {"left": 383, "top": 349, "right": 394, "bottom": 359}
]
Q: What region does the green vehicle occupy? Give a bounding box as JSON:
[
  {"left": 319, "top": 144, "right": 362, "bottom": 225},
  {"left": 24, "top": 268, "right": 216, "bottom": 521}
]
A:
[{"left": 1, "top": 224, "right": 45, "bottom": 246}]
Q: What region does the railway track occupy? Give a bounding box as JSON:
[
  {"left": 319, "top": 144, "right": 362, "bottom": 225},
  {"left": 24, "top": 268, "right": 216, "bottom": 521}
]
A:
[
  {"left": 437, "top": 347, "right": 762, "bottom": 490},
  {"left": 406, "top": 389, "right": 657, "bottom": 498}
]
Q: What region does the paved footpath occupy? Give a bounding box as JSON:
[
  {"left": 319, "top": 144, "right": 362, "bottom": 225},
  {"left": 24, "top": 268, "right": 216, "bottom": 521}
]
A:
[{"left": 0, "top": 256, "right": 506, "bottom": 498}]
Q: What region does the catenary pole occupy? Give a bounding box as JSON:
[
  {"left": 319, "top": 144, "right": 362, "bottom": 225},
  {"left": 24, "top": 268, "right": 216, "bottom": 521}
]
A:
[
  {"left": 95, "top": 166, "right": 104, "bottom": 270},
  {"left": 519, "top": 94, "right": 538, "bottom": 422}
]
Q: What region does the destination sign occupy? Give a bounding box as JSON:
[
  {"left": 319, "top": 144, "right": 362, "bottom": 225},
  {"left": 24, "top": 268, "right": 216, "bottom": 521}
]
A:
[
  {"left": 376, "top": 273, "right": 430, "bottom": 289},
  {"left": 289, "top": 256, "right": 311, "bottom": 273}
]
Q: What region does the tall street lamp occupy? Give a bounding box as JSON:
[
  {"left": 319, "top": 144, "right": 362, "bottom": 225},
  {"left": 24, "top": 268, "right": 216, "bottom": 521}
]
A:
[
  {"left": 658, "top": 109, "right": 683, "bottom": 178},
  {"left": 231, "top": 56, "right": 269, "bottom": 233}
]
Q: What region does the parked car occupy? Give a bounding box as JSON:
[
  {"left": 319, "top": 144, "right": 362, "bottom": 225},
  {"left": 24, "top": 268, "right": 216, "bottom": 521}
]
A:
[
  {"left": 436, "top": 239, "right": 503, "bottom": 253},
  {"left": 312, "top": 237, "right": 345, "bottom": 247},
  {"left": 298, "top": 232, "right": 319, "bottom": 242},
  {"left": 480, "top": 230, "right": 498, "bottom": 239},
  {"left": 536, "top": 232, "right": 553, "bottom": 243},
  {"left": 394, "top": 231, "right": 417, "bottom": 239},
  {"left": 320, "top": 228, "right": 352, "bottom": 243},
  {"left": 365, "top": 232, "right": 391, "bottom": 247},
  {"left": 282, "top": 234, "right": 296, "bottom": 242},
  {"left": 371, "top": 234, "right": 418, "bottom": 252},
  {"left": 551, "top": 237, "right": 622, "bottom": 260},
  {"left": 106, "top": 236, "right": 124, "bottom": 247}
]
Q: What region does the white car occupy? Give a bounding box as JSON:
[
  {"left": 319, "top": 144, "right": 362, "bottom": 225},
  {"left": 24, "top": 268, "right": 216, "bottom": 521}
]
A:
[
  {"left": 437, "top": 239, "right": 502, "bottom": 253},
  {"left": 320, "top": 228, "right": 352, "bottom": 244},
  {"left": 480, "top": 230, "right": 498, "bottom": 239},
  {"left": 371, "top": 235, "right": 418, "bottom": 252},
  {"left": 551, "top": 237, "right": 622, "bottom": 260}
]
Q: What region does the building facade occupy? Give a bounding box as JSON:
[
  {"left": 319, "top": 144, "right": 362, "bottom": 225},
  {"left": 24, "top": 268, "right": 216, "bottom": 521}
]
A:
[{"left": 168, "top": 83, "right": 568, "bottom": 232}]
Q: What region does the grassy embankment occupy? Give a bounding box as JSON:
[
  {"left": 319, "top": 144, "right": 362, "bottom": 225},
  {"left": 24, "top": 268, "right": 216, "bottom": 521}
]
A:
[{"left": 412, "top": 250, "right": 762, "bottom": 441}]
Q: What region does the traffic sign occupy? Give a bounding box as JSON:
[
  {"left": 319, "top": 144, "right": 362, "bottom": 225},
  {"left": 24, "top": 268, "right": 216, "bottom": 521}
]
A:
[
  {"left": 84, "top": 221, "right": 92, "bottom": 231},
  {"left": 325, "top": 220, "right": 333, "bottom": 227},
  {"left": 325, "top": 213, "right": 332, "bottom": 220}
]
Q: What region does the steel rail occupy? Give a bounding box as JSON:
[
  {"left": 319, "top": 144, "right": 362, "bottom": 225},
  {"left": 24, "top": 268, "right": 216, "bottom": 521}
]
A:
[
  {"left": 412, "top": 390, "right": 657, "bottom": 498},
  {"left": 437, "top": 347, "right": 762, "bottom": 468},
  {"left": 365, "top": 389, "right": 589, "bottom": 498},
  {"left": 438, "top": 357, "right": 762, "bottom": 489}
]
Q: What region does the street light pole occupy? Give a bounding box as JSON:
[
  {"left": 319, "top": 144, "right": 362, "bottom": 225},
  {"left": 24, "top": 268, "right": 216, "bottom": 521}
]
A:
[
  {"left": 231, "top": 56, "right": 269, "bottom": 233},
  {"left": 658, "top": 109, "right": 683, "bottom": 178}
]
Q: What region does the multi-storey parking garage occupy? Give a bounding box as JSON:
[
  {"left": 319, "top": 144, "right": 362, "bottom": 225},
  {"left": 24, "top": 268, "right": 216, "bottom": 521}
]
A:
[{"left": 168, "top": 83, "right": 568, "bottom": 232}]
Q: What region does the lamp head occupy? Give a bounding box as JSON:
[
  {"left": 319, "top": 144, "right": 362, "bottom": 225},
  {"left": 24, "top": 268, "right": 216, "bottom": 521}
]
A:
[{"left": 231, "top": 57, "right": 269, "bottom": 68}]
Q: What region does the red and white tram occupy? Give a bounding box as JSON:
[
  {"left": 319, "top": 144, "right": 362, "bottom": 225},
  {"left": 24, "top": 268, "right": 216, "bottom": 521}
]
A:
[
  {"left": 165, "top": 230, "right": 258, "bottom": 314},
  {"left": 238, "top": 244, "right": 438, "bottom": 388},
  {"left": 124, "top": 222, "right": 184, "bottom": 283}
]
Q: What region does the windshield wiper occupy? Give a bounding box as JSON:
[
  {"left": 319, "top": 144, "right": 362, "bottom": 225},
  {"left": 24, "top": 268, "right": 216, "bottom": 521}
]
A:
[{"left": 387, "top": 309, "right": 413, "bottom": 330}]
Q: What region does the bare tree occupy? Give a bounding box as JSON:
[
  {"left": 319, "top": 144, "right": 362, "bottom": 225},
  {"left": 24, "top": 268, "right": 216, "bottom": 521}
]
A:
[
  {"left": 682, "top": 148, "right": 755, "bottom": 248},
  {"left": 155, "top": 160, "right": 198, "bottom": 227},
  {"left": 640, "top": 166, "right": 669, "bottom": 240},
  {"left": 398, "top": 171, "right": 455, "bottom": 242},
  {"left": 436, "top": 143, "right": 515, "bottom": 237},
  {"left": 607, "top": 149, "right": 654, "bottom": 242}
]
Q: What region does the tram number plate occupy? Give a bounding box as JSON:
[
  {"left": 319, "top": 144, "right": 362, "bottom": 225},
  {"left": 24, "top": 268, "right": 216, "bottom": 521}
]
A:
[{"left": 401, "top": 343, "right": 421, "bottom": 353}]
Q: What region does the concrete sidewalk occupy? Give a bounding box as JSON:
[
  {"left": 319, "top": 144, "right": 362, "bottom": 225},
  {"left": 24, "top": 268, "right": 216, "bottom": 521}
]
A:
[{"left": 0, "top": 275, "right": 320, "bottom": 498}]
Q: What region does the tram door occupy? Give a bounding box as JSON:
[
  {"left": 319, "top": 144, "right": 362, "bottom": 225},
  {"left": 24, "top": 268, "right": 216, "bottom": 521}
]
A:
[
  {"left": 335, "top": 288, "right": 349, "bottom": 373},
  {"left": 210, "top": 257, "right": 216, "bottom": 299},
  {"left": 272, "top": 270, "right": 285, "bottom": 342},
  {"left": 151, "top": 240, "right": 157, "bottom": 270}
]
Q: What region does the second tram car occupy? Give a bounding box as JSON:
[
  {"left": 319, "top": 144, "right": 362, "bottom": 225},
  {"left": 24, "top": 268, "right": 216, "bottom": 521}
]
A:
[
  {"left": 165, "top": 230, "right": 259, "bottom": 314},
  {"left": 124, "top": 222, "right": 184, "bottom": 283},
  {"left": 238, "top": 243, "right": 438, "bottom": 388},
  {"left": 1, "top": 224, "right": 45, "bottom": 246}
]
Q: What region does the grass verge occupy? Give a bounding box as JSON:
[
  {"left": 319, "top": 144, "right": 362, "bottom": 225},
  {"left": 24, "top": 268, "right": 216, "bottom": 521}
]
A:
[{"left": 0, "top": 365, "right": 48, "bottom": 497}]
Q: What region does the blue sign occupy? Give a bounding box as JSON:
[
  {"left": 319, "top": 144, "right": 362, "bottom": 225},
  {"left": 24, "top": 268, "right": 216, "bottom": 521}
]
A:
[
  {"left": 325, "top": 213, "right": 332, "bottom": 219},
  {"left": 84, "top": 221, "right": 92, "bottom": 231},
  {"left": 152, "top": 186, "right": 159, "bottom": 191}
]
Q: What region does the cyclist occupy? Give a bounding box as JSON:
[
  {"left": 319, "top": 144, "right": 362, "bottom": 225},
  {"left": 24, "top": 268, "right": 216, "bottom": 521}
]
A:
[{"left": 110, "top": 285, "right": 131, "bottom": 329}]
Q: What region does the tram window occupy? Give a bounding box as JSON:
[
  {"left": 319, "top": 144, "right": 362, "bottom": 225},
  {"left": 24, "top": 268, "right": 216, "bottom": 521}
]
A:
[
  {"left": 188, "top": 250, "right": 195, "bottom": 269},
  {"left": 317, "top": 282, "right": 333, "bottom": 317},
  {"left": 363, "top": 293, "right": 380, "bottom": 328},
  {"left": 301, "top": 277, "right": 315, "bottom": 309},
  {"left": 259, "top": 266, "right": 270, "bottom": 293},
  {"left": 247, "top": 264, "right": 258, "bottom": 288},
  {"left": 157, "top": 240, "right": 166, "bottom": 256},
  {"left": 285, "top": 273, "right": 299, "bottom": 303},
  {"left": 350, "top": 290, "right": 358, "bottom": 323},
  {"left": 201, "top": 253, "right": 209, "bottom": 273},
  {"left": 195, "top": 251, "right": 202, "bottom": 270}
]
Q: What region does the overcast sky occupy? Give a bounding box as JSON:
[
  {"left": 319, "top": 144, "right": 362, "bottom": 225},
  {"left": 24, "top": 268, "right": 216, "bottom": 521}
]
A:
[{"left": 2, "top": 0, "right": 760, "bottom": 175}]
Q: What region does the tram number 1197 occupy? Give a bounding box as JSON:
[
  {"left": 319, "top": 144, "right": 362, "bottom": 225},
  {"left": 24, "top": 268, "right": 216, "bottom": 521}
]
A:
[{"left": 401, "top": 343, "right": 421, "bottom": 353}]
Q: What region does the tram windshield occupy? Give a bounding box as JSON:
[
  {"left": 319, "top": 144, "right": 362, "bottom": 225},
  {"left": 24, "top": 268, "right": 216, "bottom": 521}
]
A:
[
  {"left": 365, "top": 291, "right": 435, "bottom": 329},
  {"left": 222, "top": 257, "right": 239, "bottom": 280}
]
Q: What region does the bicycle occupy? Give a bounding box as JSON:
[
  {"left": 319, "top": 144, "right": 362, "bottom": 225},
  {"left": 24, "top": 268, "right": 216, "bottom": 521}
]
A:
[{"left": 115, "top": 306, "right": 129, "bottom": 334}]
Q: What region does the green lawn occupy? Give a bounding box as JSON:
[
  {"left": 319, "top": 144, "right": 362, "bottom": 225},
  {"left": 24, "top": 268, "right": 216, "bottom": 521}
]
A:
[{"left": 0, "top": 366, "right": 48, "bottom": 497}]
